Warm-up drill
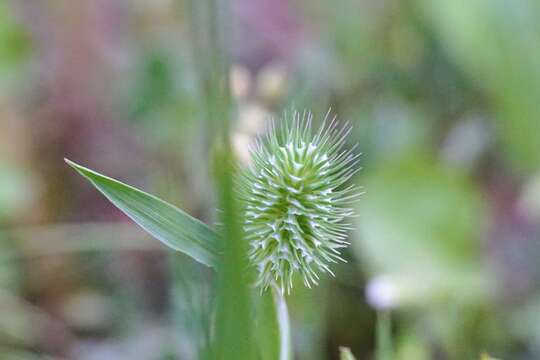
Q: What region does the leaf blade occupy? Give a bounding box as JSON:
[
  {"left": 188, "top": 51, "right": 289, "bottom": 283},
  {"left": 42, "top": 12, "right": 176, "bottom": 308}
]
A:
[{"left": 65, "top": 159, "right": 220, "bottom": 267}]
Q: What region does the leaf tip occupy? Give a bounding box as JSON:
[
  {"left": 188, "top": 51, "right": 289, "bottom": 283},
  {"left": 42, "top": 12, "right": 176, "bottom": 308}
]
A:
[
  {"left": 64, "top": 158, "right": 92, "bottom": 180},
  {"left": 64, "top": 158, "right": 83, "bottom": 170}
]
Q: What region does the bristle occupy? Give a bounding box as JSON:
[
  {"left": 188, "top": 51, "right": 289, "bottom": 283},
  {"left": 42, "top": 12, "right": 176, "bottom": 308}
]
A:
[{"left": 241, "top": 110, "right": 361, "bottom": 294}]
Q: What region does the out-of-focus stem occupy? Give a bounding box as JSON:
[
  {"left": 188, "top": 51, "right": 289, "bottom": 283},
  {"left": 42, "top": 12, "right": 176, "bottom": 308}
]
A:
[
  {"left": 376, "top": 310, "right": 392, "bottom": 360},
  {"left": 189, "top": 0, "right": 253, "bottom": 359}
]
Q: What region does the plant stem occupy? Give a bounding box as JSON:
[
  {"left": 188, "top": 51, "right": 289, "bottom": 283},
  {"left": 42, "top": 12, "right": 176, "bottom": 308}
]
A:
[
  {"left": 189, "top": 0, "right": 253, "bottom": 358},
  {"left": 376, "top": 310, "right": 392, "bottom": 360},
  {"left": 272, "top": 286, "right": 292, "bottom": 360}
]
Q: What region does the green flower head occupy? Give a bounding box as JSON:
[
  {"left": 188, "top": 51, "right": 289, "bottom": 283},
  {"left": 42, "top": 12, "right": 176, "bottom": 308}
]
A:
[{"left": 241, "top": 110, "right": 361, "bottom": 294}]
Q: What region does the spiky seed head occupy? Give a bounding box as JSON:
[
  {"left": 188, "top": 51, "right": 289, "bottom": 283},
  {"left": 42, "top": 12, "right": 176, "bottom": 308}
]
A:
[{"left": 240, "top": 110, "right": 361, "bottom": 294}]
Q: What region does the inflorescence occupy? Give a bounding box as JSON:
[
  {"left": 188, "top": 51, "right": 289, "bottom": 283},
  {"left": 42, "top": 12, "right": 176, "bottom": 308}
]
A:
[{"left": 240, "top": 110, "right": 361, "bottom": 294}]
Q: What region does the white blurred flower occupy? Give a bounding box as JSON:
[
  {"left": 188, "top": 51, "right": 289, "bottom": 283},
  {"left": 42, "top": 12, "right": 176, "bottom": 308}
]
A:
[{"left": 365, "top": 275, "right": 400, "bottom": 310}]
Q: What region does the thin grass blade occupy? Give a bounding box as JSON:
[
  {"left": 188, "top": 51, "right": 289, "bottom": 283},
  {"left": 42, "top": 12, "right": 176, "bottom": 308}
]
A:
[{"left": 65, "top": 159, "right": 220, "bottom": 267}]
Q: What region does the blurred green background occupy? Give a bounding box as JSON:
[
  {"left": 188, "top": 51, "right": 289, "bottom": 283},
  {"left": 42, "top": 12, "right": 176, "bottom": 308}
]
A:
[{"left": 1, "top": 0, "right": 540, "bottom": 359}]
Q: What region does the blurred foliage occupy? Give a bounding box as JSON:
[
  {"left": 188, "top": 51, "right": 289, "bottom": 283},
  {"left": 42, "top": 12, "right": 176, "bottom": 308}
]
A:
[
  {"left": 0, "top": 0, "right": 539, "bottom": 358},
  {"left": 339, "top": 347, "right": 356, "bottom": 360},
  {"left": 0, "top": 1, "right": 31, "bottom": 92},
  {"left": 0, "top": 162, "right": 33, "bottom": 222},
  {"left": 356, "top": 152, "right": 487, "bottom": 296},
  {"left": 416, "top": 0, "right": 540, "bottom": 173}
]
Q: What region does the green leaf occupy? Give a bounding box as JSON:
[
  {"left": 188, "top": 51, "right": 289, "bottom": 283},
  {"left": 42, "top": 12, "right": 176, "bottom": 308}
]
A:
[
  {"left": 339, "top": 347, "right": 357, "bottom": 360},
  {"left": 65, "top": 159, "right": 220, "bottom": 267},
  {"left": 255, "top": 287, "right": 292, "bottom": 360}
]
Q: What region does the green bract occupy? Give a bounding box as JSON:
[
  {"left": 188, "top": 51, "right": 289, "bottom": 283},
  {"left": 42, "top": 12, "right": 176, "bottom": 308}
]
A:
[{"left": 241, "top": 111, "right": 360, "bottom": 293}]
